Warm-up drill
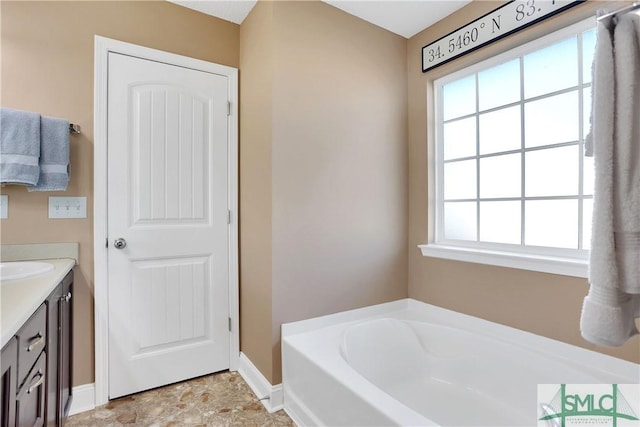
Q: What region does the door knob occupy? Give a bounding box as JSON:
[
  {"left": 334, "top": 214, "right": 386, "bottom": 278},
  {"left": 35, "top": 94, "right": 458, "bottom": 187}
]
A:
[{"left": 114, "top": 238, "right": 127, "bottom": 249}]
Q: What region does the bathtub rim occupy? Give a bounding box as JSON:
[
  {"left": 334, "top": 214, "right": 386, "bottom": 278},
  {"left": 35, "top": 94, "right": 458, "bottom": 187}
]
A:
[{"left": 282, "top": 298, "right": 638, "bottom": 387}]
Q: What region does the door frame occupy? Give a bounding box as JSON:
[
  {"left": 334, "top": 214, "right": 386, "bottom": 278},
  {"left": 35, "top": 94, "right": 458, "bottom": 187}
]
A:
[{"left": 93, "top": 35, "right": 239, "bottom": 406}]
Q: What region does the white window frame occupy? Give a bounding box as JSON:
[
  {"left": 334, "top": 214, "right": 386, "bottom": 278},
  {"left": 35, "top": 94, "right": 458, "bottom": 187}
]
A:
[{"left": 420, "top": 18, "right": 596, "bottom": 278}]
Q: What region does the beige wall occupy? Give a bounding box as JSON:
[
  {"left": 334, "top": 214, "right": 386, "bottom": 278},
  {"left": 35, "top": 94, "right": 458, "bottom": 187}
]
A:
[
  {"left": 0, "top": 1, "right": 239, "bottom": 386},
  {"left": 240, "top": 0, "right": 408, "bottom": 384},
  {"left": 407, "top": 0, "right": 640, "bottom": 364},
  {"left": 239, "top": 0, "right": 275, "bottom": 385}
]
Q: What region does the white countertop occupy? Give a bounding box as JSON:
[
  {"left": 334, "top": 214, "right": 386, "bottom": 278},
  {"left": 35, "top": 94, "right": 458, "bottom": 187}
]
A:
[{"left": 1, "top": 258, "right": 75, "bottom": 348}]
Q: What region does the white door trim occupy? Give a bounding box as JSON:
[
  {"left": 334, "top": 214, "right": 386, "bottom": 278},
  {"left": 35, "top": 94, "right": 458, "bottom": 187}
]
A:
[{"left": 93, "top": 35, "right": 239, "bottom": 406}]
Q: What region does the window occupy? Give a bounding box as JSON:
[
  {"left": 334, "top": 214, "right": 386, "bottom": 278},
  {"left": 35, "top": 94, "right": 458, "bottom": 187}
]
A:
[{"left": 421, "top": 19, "right": 597, "bottom": 277}]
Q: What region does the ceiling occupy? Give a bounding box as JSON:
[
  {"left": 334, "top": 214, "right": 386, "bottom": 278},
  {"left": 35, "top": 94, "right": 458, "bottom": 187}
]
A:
[
  {"left": 168, "top": 1, "right": 257, "bottom": 26},
  {"left": 168, "top": 0, "right": 472, "bottom": 39}
]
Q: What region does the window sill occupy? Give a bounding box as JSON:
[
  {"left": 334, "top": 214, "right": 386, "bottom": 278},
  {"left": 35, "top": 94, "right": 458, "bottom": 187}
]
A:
[{"left": 418, "top": 243, "right": 588, "bottom": 278}]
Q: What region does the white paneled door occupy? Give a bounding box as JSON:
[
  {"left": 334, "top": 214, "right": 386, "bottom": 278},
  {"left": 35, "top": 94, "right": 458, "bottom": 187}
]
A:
[{"left": 107, "top": 52, "right": 230, "bottom": 398}]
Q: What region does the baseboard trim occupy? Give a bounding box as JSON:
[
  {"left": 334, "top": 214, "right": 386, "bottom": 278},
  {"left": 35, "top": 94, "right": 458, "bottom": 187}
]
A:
[
  {"left": 238, "top": 352, "right": 283, "bottom": 413},
  {"left": 68, "top": 383, "right": 95, "bottom": 416},
  {"left": 67, "top": 357, "right": 282, "bottom": 416}
]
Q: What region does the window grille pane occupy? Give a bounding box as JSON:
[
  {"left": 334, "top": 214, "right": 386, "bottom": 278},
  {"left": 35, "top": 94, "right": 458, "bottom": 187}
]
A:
[
  {"left": 583, "top": 199, "right": 593, "bottom": 250},
  {"left": 525, "top": 145, "right": 579, "bottom": 197},
  {"left": 444, "top": 117, "right": 476, "bottom": 160},
  {"left": 525, "top": 199, "right": 578, "bottom": 249},
  {"left": 524, "top": 37, "right": 578, "bottom": 99},
  {"left": 525, "top": 91, "right": 579, "bottom": 147},
  {"left": 444, "top": 202, "right": 477, "bottom": 241},
  {"left": 434, "top": 19, "right": 594, "bottom": 262},
  {"left": 443, "top": 75, "right": 476, "bottom": 120},
  {"left": 478, "top": 59, "right": 520, "bottom": 111},
  {"left": 583, "top": 28, "right": 597, "bottom": 84},
  {"left": 480, "top": 154, "right": 521, "bottom": 198},
  {"left": 480, "top": 201, "right": 521, "bottom": 245},
  {"left": 444, "top": 159, "right": 476, "bottom": 200},
  {"left": 479, "top": 106, "right": 521, "bottom": 155}
]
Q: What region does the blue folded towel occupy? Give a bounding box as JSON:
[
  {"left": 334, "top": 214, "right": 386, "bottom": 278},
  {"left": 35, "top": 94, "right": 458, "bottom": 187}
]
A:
[
  {"left": 28, "top": 115, "right": 70, "bottom": 192},
  {"left": 0, "top": 107, "right": 41, "bottom": 185}
]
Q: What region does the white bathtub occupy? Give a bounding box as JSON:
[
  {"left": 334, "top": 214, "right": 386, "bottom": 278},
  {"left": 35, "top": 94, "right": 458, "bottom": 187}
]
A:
[{"left": 282, "top": 299, "right": 639, "bottom": 426}]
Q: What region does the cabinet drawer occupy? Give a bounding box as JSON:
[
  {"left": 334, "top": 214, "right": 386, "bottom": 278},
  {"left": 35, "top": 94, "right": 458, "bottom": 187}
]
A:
[{"left": 16, "top": 304, "right": 47, "bottom": 388}]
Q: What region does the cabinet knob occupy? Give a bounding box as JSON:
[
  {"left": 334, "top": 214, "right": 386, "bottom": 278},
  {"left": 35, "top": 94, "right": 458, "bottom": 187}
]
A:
[
  {"left": 60, "top": 292, "right": 71, "bottom": 303},
  {"left": 27, "top": 370, "right": 44, "bottom": 394},
  {"left": 26, "top": 333, "right": 44, "bottom": 352}
]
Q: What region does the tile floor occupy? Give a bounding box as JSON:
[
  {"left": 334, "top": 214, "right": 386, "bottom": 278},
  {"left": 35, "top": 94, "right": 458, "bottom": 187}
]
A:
[{"left": 66, "top": 371, "right": 295, "bottom": 427}]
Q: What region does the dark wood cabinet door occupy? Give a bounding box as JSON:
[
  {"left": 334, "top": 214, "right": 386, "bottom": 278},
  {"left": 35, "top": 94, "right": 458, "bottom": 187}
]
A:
[
  {"left": 45, "top": 270, "right": 73, "bottom": 427},
  {"left": 45, "top": 284, "right": 60, "bottom": 427},
  {"left": 59, "top": 272, "right": 73, "bottom": 423},
  {"left": 1, "top": 337, "right": 17, "bottom": 427}
]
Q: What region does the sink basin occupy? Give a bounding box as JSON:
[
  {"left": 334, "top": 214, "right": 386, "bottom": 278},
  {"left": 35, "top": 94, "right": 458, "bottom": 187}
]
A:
[{"left": 0, "top": 261, "right": 54, "bottom": 281}]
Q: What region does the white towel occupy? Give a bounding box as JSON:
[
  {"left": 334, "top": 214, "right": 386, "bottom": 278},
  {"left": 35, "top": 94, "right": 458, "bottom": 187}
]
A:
[
  {"left": 612, "top": 14, "right": 640, "bottom": 295},
  {"left": 580, "top": 14, "right": 640, "bottom": 346},
  {"left": 28, "top": 115, "right": 70, "bottom": 192},
  {"left": 0, "top": 107, "right": 41, "bottom": 185}
]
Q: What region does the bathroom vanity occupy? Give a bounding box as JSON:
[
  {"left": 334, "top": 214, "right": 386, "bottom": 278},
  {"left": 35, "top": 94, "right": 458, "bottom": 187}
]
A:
[{"left": 1, "top": 259, "right": 74, "bottom": 427}]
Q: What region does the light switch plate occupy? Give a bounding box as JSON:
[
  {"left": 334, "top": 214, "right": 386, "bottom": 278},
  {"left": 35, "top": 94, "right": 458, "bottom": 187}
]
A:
[
  {"left": 48, "top": 196, "right": 87, "bottom": 219},
  {"left": 0, "top": 195, "right": 7, "bottom": 219}
]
